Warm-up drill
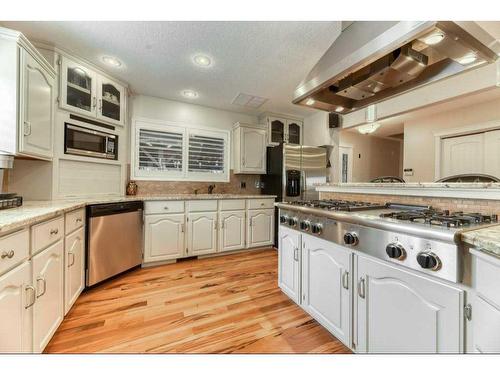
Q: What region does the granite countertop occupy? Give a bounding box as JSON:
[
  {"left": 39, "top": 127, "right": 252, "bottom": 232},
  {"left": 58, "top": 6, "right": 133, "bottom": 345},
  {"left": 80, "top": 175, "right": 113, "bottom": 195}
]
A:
[
  {"left": 462, "top": 225, "right": 500, "bottom": 258},
  {"left": 0, "top": 194, "right": 276, "bottom": 234},
  {"left": 316, "top": 182, "right": 500, "bottom": 189}
]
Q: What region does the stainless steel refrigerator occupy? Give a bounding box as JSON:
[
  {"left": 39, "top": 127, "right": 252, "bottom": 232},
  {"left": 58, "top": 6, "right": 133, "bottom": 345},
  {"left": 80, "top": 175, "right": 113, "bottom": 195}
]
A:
[{"left": 262, "top": 144, "right": 328, "bottom": 244}]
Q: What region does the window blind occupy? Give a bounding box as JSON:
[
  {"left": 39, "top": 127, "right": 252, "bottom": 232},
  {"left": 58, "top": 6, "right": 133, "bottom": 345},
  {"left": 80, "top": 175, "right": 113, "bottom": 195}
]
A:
[
  {"left": 138, "top": 128, "right": 183, "bottom": 172},
  {"left": 188, "top": 133, "right": 225, "bottom": 174}
]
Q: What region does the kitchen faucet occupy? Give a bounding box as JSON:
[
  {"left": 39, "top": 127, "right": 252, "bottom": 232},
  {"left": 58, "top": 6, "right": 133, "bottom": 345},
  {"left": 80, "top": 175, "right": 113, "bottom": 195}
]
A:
[{"left": 208, "top": 184, "right": 215, "bottom": 194}]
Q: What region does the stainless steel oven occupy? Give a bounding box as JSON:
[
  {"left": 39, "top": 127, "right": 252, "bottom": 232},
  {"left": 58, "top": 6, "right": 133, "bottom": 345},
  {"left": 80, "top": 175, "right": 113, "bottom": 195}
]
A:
[{"left": 64, "top": 123, "right": 118, "bottom": 160}]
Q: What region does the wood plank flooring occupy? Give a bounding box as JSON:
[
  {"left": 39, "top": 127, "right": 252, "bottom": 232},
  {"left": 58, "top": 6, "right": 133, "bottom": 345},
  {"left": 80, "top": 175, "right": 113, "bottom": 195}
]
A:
[{"left": 45, "top": 249, "right": 351, "bottom": 354}]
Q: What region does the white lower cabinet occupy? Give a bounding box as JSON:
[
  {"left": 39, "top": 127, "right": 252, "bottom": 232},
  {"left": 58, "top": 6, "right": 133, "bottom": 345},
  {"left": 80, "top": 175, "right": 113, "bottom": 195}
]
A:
[
  {"left": 302, "top": 235, "right": 351, "bottom": 347},
  {"left": 64, "top": 227, "right": 85, "bottom": 314},
  {"left": 0, "top": 261, "right": 33, "bottom": 353},
  {"left": 278, "top": 226, "right": 301, "bottom": 304},
  {"left": 355, "top": 255, "right": 463, "bottom": 353},
  {"left": 247, "top": 209, "right": 274, "bottom": 248},
  {"left": 32, "top": 240, "right": 64, "bottom": 353},
  {"left": 144, "top": 214, "right": 185, "bottom": 262},
  {"left": 187, "top": 212, "right": 218, "bottom": 256},
  {"left": 472, "top": 295, "right": 500, "bottom": 353},
  {"left": 219, "top": 211, "right": 246, "bottom": 252}
]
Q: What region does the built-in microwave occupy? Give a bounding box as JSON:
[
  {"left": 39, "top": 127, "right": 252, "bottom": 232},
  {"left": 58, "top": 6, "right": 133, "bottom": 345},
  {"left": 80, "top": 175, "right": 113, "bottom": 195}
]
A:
[{"left": 64, "top": 123, "right": 118, "bottom": 160}]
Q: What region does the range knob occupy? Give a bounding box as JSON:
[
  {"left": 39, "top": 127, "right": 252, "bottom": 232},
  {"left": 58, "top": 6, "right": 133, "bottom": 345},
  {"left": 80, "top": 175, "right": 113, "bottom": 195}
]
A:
[
  {"left": 279, "top": 215, "right": 289, "bottom": 224},
  {"left": 300, "top": 220, "right": 311, "bottom": 231},
  {"left": 385, "top": 243, "right": 406, "bottom": 260},
  {"left": 416, "top": 252, "right": 441, "bottom": 271},
  {"left": 311, "top": 223, "right": 323, "bottom": 235},
  {"left": 343, "top": 232, "right": 359, "bottom": 246},
  {"left": 287, "top": 216, "right": 298, "bottom": 227}
]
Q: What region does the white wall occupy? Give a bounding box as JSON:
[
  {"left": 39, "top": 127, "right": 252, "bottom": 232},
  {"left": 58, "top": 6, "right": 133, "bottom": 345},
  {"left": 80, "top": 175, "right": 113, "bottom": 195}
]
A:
[{"left": 129, "top": 95, "right": 259, "bottom": 168}]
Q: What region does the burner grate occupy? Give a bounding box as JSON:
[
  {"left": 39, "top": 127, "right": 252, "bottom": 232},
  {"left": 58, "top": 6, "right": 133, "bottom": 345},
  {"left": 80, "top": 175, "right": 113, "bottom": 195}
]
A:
[{"left": 381, "top": 209, "right": 498, "bottom": 228}]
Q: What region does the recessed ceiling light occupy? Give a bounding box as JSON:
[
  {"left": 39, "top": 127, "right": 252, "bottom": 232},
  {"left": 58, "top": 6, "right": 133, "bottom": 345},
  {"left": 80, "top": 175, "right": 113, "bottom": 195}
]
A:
[
  {"left": 305, "top": 99, "right": 315, "bottom": 106},
  {"left": 357, "top": 123, "right": 380, "bottom": 135},
  {"left": 102, "top": 56, "right": 122, "bottom": 67},
  {"left": 458, "top": 53, "right": 477, "bottom": 65},
  {"left": 193, "top": 54, "right": 212, "bottom": 67},
  {"left": 421, "top": 32, "right": 445, "bottom": 46},
  {"left": 182, "top": 90, "right": 198, "bottom": 99},
  {"left": 335, "top": 106, "right": 344, "bottom": 112}
]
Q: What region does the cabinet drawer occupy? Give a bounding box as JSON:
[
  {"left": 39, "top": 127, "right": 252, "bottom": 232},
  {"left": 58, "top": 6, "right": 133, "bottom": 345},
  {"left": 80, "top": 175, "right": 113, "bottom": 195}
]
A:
[
  {"left": 145, "top": 201, "right": 185, "bottom": 214},
  {"left": 473, "top": 250, "right": 500, "bottom": 307},
  {"left": 247, "top": 198, "right": 274, "bottom": 210},
  {"left": 65, "top": 208, "right": 85, "bottom": 234},
  {"left": 31, "top": 216, "right": 64, "bottom": 255},
  {"left": 187, "top": 200, "right": 218, "bottom": 212},
  {"left": 220, "top": 199, "right": 246, "bottom": 211},
  {"left": 0, "top": 229, "right": 30, "bottom": 276}
]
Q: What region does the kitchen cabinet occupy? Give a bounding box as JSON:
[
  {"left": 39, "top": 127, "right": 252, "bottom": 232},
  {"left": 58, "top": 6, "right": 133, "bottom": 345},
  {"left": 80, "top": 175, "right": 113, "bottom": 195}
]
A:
[
  {"left": 0, "top": 261, "right": 33, "bottom": 353},
  {"left": 232, "top": 122, "right": 267, "bottom": 174},
  {"left": 261, "top": 115, "right": 303, "bottom": 146},
  {"left": 0, "top": 27, "right": 56, "bottom": 159},
  {"left": 247, "top": 209, "right": 274, "bottom": 248},
  {"left": 144, "top": 214, "right": 185, "bottom": 262},
  {"left": 60, "top": 56, "right": 126, "bottom": 126},
  {"left": 278, "top": 226, "right": 301, "bottom": 304},
  {"left": 187, "top": 212, "right": 218, "bottom": 256},
  {"left": 302, "top": 235, "right": 352, "bottom": 347},
  {"left": 32, "top": 240, "right": 64, "bottom": 353},
  {"left": 64, "top": 227, "right": 84, "bottom": 314},
  {"left": 355, "top": 255, "right": 463, "bottom": 353},
  {"left": 219, "top": 211, "right": 246, "bottom": 252}
]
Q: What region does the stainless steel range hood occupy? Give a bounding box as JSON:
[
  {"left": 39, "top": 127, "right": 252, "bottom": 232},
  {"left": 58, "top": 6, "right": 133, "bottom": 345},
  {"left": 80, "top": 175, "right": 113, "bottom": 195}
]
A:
[{"left": 293, "top": 21, "right": 499, "bottom": 114}]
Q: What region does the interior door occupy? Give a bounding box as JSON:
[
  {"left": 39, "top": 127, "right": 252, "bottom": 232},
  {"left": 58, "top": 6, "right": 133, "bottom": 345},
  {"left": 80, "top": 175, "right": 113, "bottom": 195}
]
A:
[
  {"left": 356, "top": 255, "right": 463, "bottom": 353},
  {"left": 241, "top": 127, "right": 266, "bottom": 173},
  {"left": 32, "top": 241, "right": 64, "bottom": 353},
  {"left": 441, "top": 133, "right": 484, "bottom": 178},
  {"left": 97, "top": 76, "right": 125, "bottom": 126},
  {"left": 60, "top": 57, "right": 97, "bottom": 117},
  {"left": 20, "top": 50, "right": 54, "bottom": 159},
  {"left": 0, "top": 262, "right": 33, "bottom": 353},
  {"left": 64, "top": 228, "right": 85, "bottom": 314},
  {"left": 302, "top": 235, "right": 351, "bottom": 347},
  {"left": 484, "top": 130, "right": 500, "bottom": 179},
  {"left": 219, "top": 211, "right": 246, "bottom": 252},
  {"left": 339, "top": 146, "right": 353, "bottom": 183},
  {"left": 144, "top": 214, "right": 185, "bottom": 262},
  {"left": 278, "top": 226, "right": 301, "bottom": 304},
  {"left": 187, "top": 212, "right": 217, "bottom": 256}
]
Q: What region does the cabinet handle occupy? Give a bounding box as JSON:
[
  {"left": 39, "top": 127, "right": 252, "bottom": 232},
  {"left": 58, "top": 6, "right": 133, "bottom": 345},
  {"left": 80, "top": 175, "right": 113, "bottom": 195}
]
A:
[
  {"left": 68, "top": 252, "right": 75, "bottom": 267},
  {"left": 242, "top": 157, "right": 246, "bottom": 166},
  {"left": 36, "top": 276, "right": 47, "bottom": 298},
  {"left": 249, "top": 218, "right": 253, "bottom": 227},
  {"left": 465, "top": 304, "right": 472, "bottom": 321},
  {"left": 214, "top": 221, "right": 218, "bottom": 230},
  {"left": 50, "top": 228, "right": 59, "bottom": 235},
  {"left": 1, "top": 250, "right": 15, "bottom": 259},
  {"left": 357, "top": 277, "right": 366, "bottom": 299},
  {"left": 99, "top": 99, "right": 103, "bottom": 111},
  {"left": 181, "top": 224, "right": 185, "bottom": 233},
  {"left": 76, "top": 218, "right": 83, "bottom": 223},
  {"left": 293, "top": 247, "right": 299, "bottom": 261},
  {"left": 164, "top": 206, "right": 169, "bottom": 211},
  {"left": 92, "top": 96, "right": 97, "bottom": 108},
  {"left": 342, "top": 271, "right": 349, "bottom": 290},
  {"left": 25, "top": 285, "right": 36, "bottom": 309},
  {"left": 23, "top": 121, "right": 32, "bottom": 136}
]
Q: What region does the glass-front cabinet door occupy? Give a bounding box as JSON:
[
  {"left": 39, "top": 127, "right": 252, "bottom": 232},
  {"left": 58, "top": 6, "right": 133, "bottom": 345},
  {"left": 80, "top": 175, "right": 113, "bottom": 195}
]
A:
[
  {"left": 287, "top": 120, "right": 302, "bottom": 145},
  {"left": 97, "top": 76, "right": 126, "bottom": 126},
  {"left": 269, "top": 117, "right": 285, "bottom": 145},
  {"left": 60, "top": 57, "right": 96, "bottom": 117}
]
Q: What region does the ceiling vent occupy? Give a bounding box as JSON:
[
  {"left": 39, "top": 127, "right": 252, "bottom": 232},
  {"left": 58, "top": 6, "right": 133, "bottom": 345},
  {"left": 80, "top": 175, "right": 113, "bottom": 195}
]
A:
[{"left": 232, "top": 93, "right": 268, "bottom": 108}]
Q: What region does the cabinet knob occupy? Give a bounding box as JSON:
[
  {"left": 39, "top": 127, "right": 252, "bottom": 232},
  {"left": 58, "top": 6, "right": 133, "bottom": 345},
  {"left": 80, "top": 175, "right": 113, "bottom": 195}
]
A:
[
  {"left": 1, "top": 250, "right": 15, "bottom": 259},
  {"left": 50, "top": 228, "right": 59, "bottom": 235}
]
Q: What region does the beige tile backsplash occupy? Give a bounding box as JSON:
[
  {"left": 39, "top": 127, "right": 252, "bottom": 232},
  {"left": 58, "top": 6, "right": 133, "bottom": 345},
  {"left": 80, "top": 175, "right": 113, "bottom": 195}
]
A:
[{"left": 319, "top": 192, "right": 500, "bottom": 214}]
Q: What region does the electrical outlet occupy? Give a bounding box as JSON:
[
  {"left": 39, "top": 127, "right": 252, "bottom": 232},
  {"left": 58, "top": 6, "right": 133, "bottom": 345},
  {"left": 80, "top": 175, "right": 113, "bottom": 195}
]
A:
[{"left": 240, "top": 181, "right": 246, "bottom": 189}]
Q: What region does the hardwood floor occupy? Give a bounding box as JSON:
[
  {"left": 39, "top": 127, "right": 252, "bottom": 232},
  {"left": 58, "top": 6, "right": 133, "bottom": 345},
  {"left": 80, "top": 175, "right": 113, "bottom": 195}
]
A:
[{"left": 45, "top": 249, "right": 351, "bottom": 354}]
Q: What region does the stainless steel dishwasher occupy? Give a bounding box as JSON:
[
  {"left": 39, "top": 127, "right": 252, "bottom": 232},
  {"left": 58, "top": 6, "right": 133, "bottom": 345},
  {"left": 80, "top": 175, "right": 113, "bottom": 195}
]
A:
[{"left": 86, "top": 201, "right": 143, "bottom": 286}]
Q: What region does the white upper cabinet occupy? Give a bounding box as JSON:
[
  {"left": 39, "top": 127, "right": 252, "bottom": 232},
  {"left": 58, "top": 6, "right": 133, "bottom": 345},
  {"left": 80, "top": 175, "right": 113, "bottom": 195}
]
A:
[
  {"left": 0, "top": 27, "right": 56, "bottom": 159},
  {"left": 278, "top": 226, "right": 301, "bottom": 304},
  {"left": 232, "top": 122, "right": 267, "bottom": 174},
  {"left": 59, "top": 56, "right": 126, "bottom": 126},
  {"left": 261, "top": 115, "right": 303, "bottom": 146},
  {"left": 356, "top": 255, "right": 463, "bottom": 353}
]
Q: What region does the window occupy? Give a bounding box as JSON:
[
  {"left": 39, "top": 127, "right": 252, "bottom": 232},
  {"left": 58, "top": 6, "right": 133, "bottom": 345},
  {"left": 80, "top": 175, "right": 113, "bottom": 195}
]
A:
[{"left": 132, "top": 119, "right": 229, "bottom": 182}]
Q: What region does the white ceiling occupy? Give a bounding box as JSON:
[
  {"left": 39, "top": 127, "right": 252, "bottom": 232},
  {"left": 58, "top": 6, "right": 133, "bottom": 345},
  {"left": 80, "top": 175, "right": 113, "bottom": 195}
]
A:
[{"left": 1, "top": 21, "right": 341, "bottom": 117}]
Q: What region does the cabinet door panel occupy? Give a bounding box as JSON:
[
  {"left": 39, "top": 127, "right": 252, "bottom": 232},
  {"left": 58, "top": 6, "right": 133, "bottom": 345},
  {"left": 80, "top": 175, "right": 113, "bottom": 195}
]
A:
[
  {"left": 32, "top": 241, "right": 64, "bottom": 353},
  {"left": 484, "top": 130, "right": 500, "bottom": 179},
  {"left": 303, "top": 235, "right": 351, "bottom": 346},
  {"left": 0, "top": 262, "right": 32, "bottom": 353},
  {"left": 356, "top": 255, "right": 463, "bottom": 353},
  {"left": 144, "top": 214, "right": 185, "bottom": 262},
  {"left": 247, "top": 209, "right": 274, "bottom": 248},
  {"left": 473, "top": 296, "right": 500, "bottom": 353},
  {"left": 188, "top": 212, "right": 217, "bottom": 256},
  {"left": 20, "top": 51, "right": 54, "bottom": 159},
  {"left": 60, "top": 57, "right": 97, "bottom": 117},
  {"left": 64, "top": 228, "right": 85, "bottom": 314},
  {"left": 278, "top": 226, "right": 300, "bottom": 304},
  {"left": 219, "top": 211, "right": 245, "bottom": 252},
  {"left": 97, "top": 76, "right": 126, "bottom": 126},
  {"left": 269, "top": 117, "right": 285, "bottom": 144},
  {"left": 241, "top": 128, "right": 267, "bottom": 173},
  {"left": 287, "top": 120, "right": 302, "bottom": 145}
]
